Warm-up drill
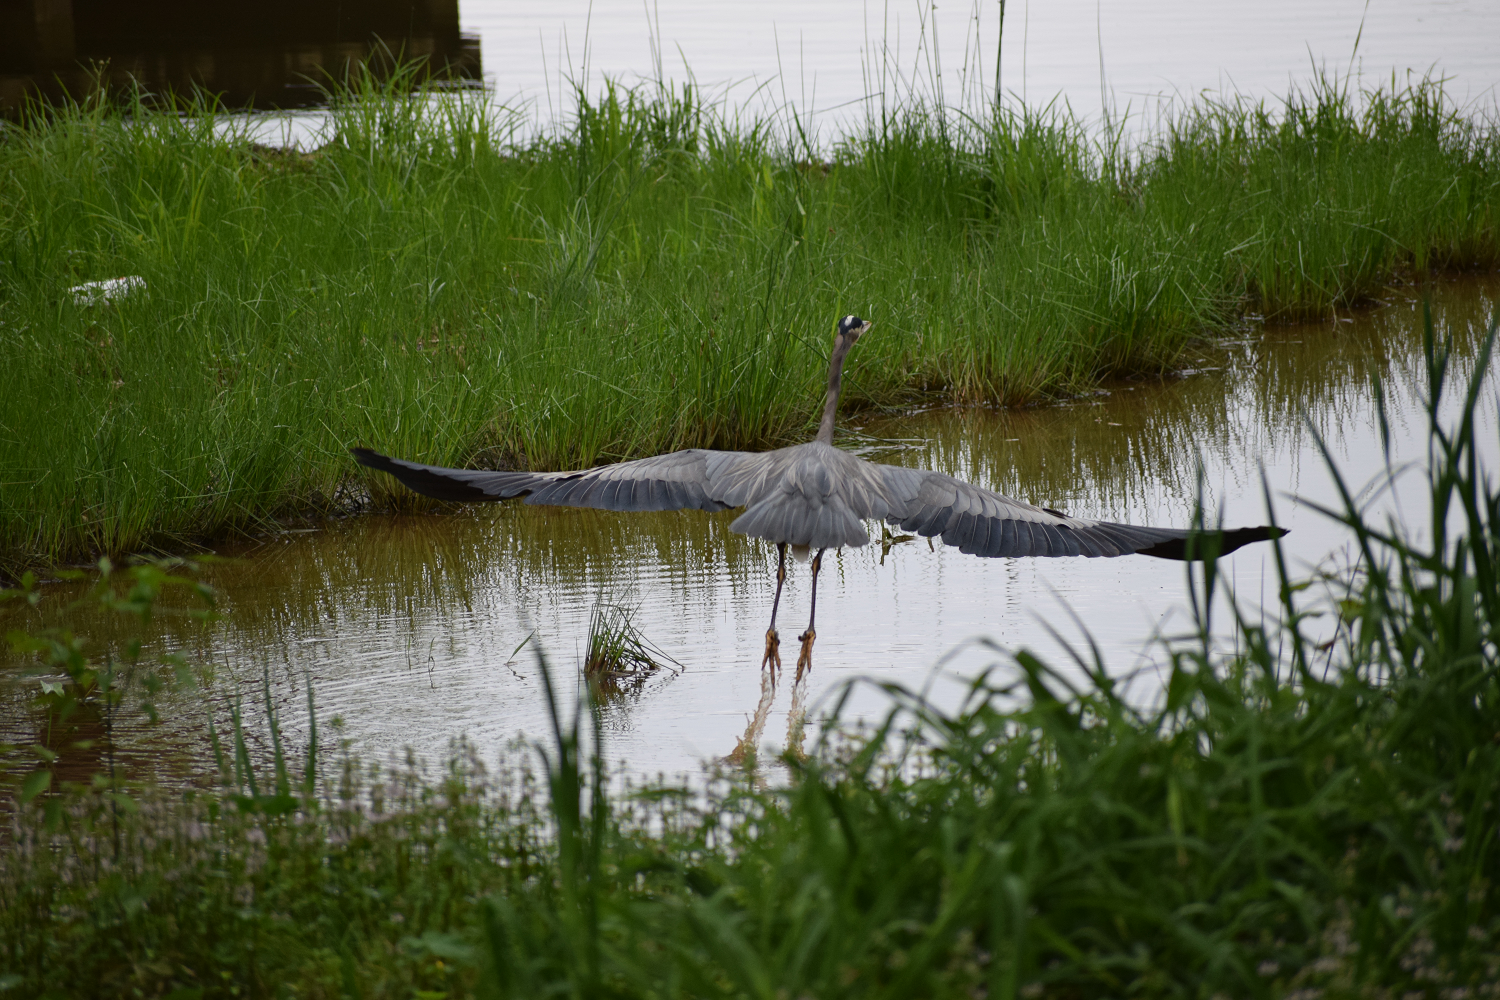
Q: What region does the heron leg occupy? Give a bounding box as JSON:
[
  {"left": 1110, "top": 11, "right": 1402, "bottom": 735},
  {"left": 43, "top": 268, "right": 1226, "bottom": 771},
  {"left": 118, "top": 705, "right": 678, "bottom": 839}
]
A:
[
  {"left": 795, "top": 548, "right": 826, "bottom": 681},
  {"left": 760, "top": 543, "right": 787, "bottom": 677}
]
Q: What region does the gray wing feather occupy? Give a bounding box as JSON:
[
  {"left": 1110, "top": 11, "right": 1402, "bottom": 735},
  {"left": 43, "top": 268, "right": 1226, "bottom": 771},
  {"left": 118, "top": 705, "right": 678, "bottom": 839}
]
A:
[
  {"left": 353, "top": 444, "right": 1278, "bottom": 560},
  {"left": 868, "top": 463, "right": 1211, "bottom": 560},
  {"left": 724, "top": 443, "right": 884, "bottom": 549},
  {"left": 351, "top": 447, "right": 740, "bottom": 513}
]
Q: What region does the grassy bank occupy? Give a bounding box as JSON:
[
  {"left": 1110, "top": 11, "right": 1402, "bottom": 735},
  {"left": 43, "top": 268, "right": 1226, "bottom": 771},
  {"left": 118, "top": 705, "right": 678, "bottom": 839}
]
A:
[
  {"left": 1, "top": 315, "right": 1497, "bottom": 999},
  {"left": 0, "top": 72, "right": 1497, "bottom": 571}
]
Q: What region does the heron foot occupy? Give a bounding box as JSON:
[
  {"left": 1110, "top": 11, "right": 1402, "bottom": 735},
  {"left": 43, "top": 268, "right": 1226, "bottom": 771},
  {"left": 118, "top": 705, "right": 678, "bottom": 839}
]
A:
[
  {"left": 795, "top": 628, "right": 816, "bottom": 682},
  {"left": 760, "top": 628, "right": 782, "bottom": 677}
]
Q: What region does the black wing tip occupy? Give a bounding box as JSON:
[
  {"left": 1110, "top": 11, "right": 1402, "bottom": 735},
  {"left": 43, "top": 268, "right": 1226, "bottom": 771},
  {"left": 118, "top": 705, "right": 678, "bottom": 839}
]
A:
[
  {"left": 350, "top": 446, "right": 389, "bottom": 469},
  {"left": 1139, "top": 525, "right": 1287, "bottom": 561},
  {"left": 348, "top": 446, "right": 498, "bottom": 503}
]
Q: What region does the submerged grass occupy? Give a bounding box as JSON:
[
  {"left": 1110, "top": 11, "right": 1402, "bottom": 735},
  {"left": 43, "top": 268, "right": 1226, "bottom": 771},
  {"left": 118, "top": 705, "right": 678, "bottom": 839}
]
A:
[
  {"left": 582, "top": 600, "right": 678, "bottom": 701},
  {"left": 0, "top": 309, "right": 1497, "bottom": 998},
  {"left": 0, "top": 68, "right": 1497, "bottom": 570}
]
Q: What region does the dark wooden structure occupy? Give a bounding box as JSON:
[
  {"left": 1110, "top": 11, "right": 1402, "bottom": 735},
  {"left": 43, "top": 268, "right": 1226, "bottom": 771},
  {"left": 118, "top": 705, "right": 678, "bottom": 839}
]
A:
[{"left": 1, "top": 0, "right": 480, "bottom": 113}]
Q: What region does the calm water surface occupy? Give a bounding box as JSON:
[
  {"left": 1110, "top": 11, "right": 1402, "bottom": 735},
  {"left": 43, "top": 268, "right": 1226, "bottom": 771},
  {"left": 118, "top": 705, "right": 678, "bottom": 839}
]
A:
[
  {"left": 3, "top": 277, "right": 1498, "bottom": 781},
  {"left": 466, "top": 0, "right": 1500, "bottom": 127},
  {"left": 248, "top": 1, "right": 1500, "bottom": 147}
]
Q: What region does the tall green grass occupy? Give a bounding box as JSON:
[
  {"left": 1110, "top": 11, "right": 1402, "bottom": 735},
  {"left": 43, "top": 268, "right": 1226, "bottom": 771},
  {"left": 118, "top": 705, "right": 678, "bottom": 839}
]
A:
[
  {"left": 1, "top": 70, "right": 1497, "bottom": 571},
  {"left": 1, "top": 309, "right": 1497, "bottom": 998}
]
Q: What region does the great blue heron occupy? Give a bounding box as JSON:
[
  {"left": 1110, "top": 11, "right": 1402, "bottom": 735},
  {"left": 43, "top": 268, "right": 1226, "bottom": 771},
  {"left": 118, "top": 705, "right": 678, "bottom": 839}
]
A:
[{"left": 353, "top": 315, "right": 1280, "bottom": 676}]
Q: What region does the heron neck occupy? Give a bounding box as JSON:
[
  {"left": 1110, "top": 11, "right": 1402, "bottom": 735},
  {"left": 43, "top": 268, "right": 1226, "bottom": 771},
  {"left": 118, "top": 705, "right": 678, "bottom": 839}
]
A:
[{"left": 814, "top": 338, "right": 852, "bottom": 444}]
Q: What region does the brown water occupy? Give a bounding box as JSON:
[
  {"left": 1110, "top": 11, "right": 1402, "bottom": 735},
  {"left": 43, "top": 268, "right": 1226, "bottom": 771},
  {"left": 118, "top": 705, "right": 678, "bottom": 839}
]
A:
[{"left": 3, "top": 276, "right": 1498, "bottom": 781}]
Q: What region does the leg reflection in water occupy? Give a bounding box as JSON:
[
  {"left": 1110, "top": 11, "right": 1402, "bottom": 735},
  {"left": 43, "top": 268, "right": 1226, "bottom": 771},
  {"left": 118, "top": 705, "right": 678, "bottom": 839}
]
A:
[
  {"left": 730, "top": 547, "right": 822, "bottom": 765},
  {"left": 727, "top": 666, "right": 778, "bottom": 766},
  {"left": 727, "top": 655, "right": 813, "bottom": 765},
  {"left": 783, "top": 668, "right": 810, "bottom": 761}
]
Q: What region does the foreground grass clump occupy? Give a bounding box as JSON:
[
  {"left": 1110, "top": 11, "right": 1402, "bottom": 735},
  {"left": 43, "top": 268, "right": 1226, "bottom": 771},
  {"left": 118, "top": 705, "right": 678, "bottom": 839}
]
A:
[
  {"left": 2, "top": 318, "right": 1498, "bottom": 999},
  {"left": 1, "top": 70, "right": 1498, "bottom": 569}
]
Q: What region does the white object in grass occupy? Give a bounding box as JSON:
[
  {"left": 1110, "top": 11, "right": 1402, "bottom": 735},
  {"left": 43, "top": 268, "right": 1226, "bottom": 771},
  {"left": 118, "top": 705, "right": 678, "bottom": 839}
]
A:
[{"left": 69, "top": 276, "right": 146, "bottom": 305}]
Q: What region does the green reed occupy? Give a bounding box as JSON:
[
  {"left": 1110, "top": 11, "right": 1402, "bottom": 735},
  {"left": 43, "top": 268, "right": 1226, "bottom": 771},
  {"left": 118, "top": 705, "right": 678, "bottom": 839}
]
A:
[
  {"left": 1, "top": 307, "right": 1496, "bottom": 998},
  {"left": 1, "top": 69, "right": 1497, "bottom": 571},
  {"left": 582, "top": 600, "right": 677, "bottom": 701}
]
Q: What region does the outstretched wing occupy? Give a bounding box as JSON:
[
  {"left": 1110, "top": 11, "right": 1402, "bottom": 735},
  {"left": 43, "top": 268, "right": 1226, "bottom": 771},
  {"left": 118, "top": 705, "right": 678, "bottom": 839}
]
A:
[
  {"left": 353, "top": 445, "right": 1280, "bottom": 560},
  {"left": 871, "top": 463, "right": 1280, "bottom": 561},
  {"left": 350, "top": 447, "right": 747, "bottom": 513}
]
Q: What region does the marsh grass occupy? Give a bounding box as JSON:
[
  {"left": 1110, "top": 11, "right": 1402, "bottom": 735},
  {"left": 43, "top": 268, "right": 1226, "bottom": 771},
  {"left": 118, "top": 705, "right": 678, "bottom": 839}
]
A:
[
  {"left": 0, "top": 307, "right": 1497, "bottom": 998},
  {"left": 1, "top": 68, "right": 1497, "bottom": 572},
  {"left": 582, "top": 600, "right": 678, "bottom": 701}
]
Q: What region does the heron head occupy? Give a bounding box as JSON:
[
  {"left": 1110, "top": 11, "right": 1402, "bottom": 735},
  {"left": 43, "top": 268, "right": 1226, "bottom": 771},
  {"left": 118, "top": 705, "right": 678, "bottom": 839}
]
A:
[{"left": 836, "top": 314, "right": 872, "bottom": 347}]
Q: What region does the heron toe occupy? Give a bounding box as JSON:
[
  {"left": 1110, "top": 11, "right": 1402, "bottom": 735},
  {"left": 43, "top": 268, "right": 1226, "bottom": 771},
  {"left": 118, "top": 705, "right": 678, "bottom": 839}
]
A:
[
  {"left": 795, "top": 628, "right": 816, "bottom": 681},
  {"left": 761, "top": 628, "right": 782, "bottom": 675}
]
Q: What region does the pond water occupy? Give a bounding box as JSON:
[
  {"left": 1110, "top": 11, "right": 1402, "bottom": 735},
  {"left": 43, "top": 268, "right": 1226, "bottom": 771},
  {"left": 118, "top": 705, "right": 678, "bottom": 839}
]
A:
[
  {"left": 226, "top": 0, "right": 1500, "bottom": 149},
  {"left": 471, "top": 0, "right": 1500, "bottom": 129},
  {"left": 3, "top": 276, "right": 1498, "bottom": 783}
]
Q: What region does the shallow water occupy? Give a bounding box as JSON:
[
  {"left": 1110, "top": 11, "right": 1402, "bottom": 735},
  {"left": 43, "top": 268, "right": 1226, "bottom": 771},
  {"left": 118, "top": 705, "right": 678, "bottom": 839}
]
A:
[{"left": 3, "top": 275, "right": 1497, "bottom": 782}]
